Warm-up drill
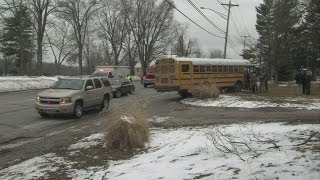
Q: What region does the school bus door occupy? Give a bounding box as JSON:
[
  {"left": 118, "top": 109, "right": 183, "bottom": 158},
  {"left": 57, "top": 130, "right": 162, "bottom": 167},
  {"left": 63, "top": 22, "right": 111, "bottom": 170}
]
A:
[{"left": 179, "top": 61, "right": 192, "bottom": 81}]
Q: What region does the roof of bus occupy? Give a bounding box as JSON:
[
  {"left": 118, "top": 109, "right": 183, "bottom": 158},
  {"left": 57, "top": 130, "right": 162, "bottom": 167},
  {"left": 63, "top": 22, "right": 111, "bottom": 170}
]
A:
[{"left": 158, "top": 57, "right": 252, "bottom": 66}]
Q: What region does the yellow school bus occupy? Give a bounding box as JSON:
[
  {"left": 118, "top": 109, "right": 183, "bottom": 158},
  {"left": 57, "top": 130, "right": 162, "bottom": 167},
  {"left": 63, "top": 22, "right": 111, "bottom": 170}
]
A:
[{"left": 154, "top": 57, "right": 253, "bottom": 96}]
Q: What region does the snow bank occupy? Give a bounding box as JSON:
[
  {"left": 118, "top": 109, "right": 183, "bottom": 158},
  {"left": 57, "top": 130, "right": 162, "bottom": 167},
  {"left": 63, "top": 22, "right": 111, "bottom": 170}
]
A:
[{"left": 0, "top": 76, "right": 58, "bottom": 92}]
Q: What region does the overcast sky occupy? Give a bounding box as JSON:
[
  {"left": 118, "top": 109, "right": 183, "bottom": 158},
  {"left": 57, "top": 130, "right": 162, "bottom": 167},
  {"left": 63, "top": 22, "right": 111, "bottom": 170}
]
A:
[{"left": 173, "top": 0, "right": 262, "bottom": 59}]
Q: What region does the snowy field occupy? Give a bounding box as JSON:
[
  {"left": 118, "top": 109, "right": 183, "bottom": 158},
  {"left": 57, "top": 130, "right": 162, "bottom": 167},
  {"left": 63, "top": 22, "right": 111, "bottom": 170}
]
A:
[
  {"left": 0, "top": 76, "right": 58, "bottom": 92},
  {"left": 182, "top": 94, "right": 320, "bottom": 110},
  {"left": 0, "top": 76, "right": 142, "bottom": 92},
  {"left": 0, "top": 122, "right": 319, "bottom": 179}
]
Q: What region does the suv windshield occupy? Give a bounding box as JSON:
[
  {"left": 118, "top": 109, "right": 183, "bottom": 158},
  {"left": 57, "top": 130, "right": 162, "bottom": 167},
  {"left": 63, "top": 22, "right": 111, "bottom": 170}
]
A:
[{"left": 52, "top": 79, "right": 84, "bottom": 90}]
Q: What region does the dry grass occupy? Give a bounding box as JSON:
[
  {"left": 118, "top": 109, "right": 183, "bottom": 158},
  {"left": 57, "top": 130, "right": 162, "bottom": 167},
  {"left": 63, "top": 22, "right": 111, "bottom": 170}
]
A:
[
  {"left": 190, "top": 84, "right": 220, "bottom": 99},
  {"left": 103, "top": 97, "right": 150, "bottom": 150}
]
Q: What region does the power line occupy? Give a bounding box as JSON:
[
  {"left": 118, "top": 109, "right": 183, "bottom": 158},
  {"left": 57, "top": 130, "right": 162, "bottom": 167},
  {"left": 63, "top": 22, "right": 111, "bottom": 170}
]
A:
[
  {"left": 233, "top": 0, "right": 255, "bottom": 38},
  {"left": 163, "top": 0, "right": 224, "bottom": 38},
  {"left": 221, "top": 0, "right": 239, "bottom": 59},
  {"left": 216, "top": 0, "right": 228, "bottom": 11},
  {"left": 228, "top": 37, "right": 241, "bottom": 53},
  {"left": 186, "top": 0, "right": 225, "bottom": 34},
  {"left": 200, "top": 7, "right": 227, "bottom": 20},
  {"left": 230, "top": 12, "right": 242, "bottom": 37}
]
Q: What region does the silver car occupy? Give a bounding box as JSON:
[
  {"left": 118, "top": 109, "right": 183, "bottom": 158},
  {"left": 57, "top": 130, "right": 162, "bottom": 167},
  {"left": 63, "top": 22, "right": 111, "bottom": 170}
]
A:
[{"left": 35, "top": 77, "right": 112, "bottom": 118}]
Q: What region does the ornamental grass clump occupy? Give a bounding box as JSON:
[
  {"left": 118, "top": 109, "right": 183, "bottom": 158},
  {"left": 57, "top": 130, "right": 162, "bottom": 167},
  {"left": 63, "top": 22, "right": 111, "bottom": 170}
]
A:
[
  {"left": 104, "top": 98, "right": 149, "bottom": 150},
  {"left": 191, "top": 84, "right": 220, "bottom": 99}
]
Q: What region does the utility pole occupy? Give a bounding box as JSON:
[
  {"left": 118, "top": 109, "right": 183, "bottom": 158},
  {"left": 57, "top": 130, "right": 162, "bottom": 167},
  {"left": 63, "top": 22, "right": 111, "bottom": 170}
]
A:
[
  {"left": 221, "top": 0, "right": 238, "bottom": 59},
  {"left": 241, "top": 35, "right": 250, "bottom": 59}
]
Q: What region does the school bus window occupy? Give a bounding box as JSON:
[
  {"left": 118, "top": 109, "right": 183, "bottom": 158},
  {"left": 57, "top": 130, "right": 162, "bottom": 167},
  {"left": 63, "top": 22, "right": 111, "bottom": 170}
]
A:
[
  {"left": 161, "top": 65, "right": 168, "bottom": 74},
  {"left": 169, "top": 65, "right": 175, "bottom": 73},
  {"left": 206, "top": 66, "right": 212, "bottom": 72},
  {"left": 239, "top": 66, "right": 244, "bottom": 72},
  {"left": 218, "top": 66, "right": 223, "bottom": 72},
  {"left": 224, "top": 66, "right": 229, "bottom": 72},
  {"left": 229, "top": 66, "right": 234, "bottom": 72},
  {"left": 200, "top": 66, "right": 205, "bottom": 72},
  {"left": 193, "top": 65, "right": 199, "bottom": 72},
  {"left": 181, "top": 64, "right": 189, "bottom": 72},
  {"left": 234, "top": 66, "right": 239, "bottom": 72},
  {"left": 212, "top": 66, "right": 217, "bottom": 72}
]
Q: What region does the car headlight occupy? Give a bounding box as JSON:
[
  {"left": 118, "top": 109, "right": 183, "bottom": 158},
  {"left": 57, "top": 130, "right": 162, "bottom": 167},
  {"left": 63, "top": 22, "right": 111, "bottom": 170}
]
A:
[
  {"left": 60, "top": 97, "right": 72, "bottom": 104},
  {"left": 36, "top": 96, "right": 40, "bottom": 102}
]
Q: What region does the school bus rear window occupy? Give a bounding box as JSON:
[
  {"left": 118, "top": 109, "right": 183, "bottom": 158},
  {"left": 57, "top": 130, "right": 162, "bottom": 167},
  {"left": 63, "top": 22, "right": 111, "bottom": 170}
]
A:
[
  {"left": 161, "top": 65, "right": 167, "bottom": 74},
  {"left": 169, "top": 65, "right": 175, "bottom": 73}
]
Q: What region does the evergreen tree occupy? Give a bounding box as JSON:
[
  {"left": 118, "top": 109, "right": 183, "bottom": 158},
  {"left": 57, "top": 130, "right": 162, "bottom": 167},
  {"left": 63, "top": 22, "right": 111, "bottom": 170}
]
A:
[
  {"left": 273, "top": 0, "right": 300, "bottom": 81},
  {"left": 0, "top": 5, "right": 33, "bottom": 75},
  {"left": 255, "top": 0, "right": 274, "bottom": 78},
  {"left": 256, "top": 0, "right": 301, "bottom": 81},
  {"left": 303, "top": 0, "right": 320, "bottom": 80}
]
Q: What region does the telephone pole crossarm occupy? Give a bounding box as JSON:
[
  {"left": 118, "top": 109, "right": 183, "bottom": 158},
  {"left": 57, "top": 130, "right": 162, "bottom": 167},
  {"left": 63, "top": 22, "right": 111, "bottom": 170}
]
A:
[{"left": 241, "top": 35, "right": 250, "bottom": 51}]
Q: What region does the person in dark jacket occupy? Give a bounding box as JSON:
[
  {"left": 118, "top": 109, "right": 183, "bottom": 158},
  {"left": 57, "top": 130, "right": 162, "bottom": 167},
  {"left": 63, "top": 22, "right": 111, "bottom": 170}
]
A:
[
  {"left": 295, "top": 69, "right": 304, "bottom": 95},
  {"left": 305, "top": 70, "right": 312, "bottom": 95},
  {"left": 250, "top": 74, "right": 258, "bottom": 93}
]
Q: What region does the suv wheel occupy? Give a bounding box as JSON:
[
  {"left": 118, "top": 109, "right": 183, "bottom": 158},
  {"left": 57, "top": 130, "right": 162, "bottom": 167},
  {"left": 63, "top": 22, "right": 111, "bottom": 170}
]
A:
[
  {"left": 100, "top": 96, "right": 109, "bottom": 111},
  {"left": 144, "top": 84, "right": 147, "bottom": 88},
  {"left": 130, "top": 88, "right": 134, "bottom": 94},
  {"left": 73, "top": 102, "right": 83, "bottom": 119},
  {"left": 115, "top": 90, "right": 121, "bottom": 98},
  {"left": 39, "top": 112, "right": 48, "bottom": 118}
]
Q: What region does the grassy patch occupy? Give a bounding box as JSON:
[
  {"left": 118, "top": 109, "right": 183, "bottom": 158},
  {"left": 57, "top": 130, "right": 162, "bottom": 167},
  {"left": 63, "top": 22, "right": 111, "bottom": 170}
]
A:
[
  {"left": 103, "top": 97, "right": 150, "bottom": 150},
  {"left": 266, "top": 81, "right": 320, "bottom": 96},
  {"left": 59, "top": 145, "right": 145, "bottom": 169},
  {"left": 190, "top": 84, "right": 220, "bottom": 99}
]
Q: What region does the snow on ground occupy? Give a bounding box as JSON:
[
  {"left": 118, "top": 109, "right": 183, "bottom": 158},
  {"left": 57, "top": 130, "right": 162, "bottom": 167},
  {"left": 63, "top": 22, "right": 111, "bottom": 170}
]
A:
[
  {"left": 1, "top": 122, "right": 319, "bottom": 179},
  {"left": 68, "top": 133, "right": 104, "bottom": 150},
  {"left": 182, "top": 94, "right": 320, "bottom": 110},
  {"left": 0, "top": 76, "right": 58, "bottom": 92},
  {"left": 0, "top": 75, "right": 141, "bottom": 92}
]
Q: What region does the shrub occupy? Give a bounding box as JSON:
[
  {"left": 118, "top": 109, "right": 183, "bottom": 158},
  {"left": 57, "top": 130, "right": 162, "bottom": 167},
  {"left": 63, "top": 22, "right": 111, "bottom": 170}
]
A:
[
  {"left": 103, "top": 97, "right": 150, "bottom": 150},
  {"left": 190, "top": 84, "right": 220, "bottom": 99}
]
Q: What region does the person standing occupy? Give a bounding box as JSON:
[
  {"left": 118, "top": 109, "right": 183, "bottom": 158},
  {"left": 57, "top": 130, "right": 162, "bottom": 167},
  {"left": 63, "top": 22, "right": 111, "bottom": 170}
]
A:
[
  {"left": 250, "top": 74, "right": 257, "bottom": 93},
  {"left": 259, "top": 74, "right": 266, "bottom": 93},
  {"left": 264, "top": 73, "right": 268, "bottom": 93},
  {"left": 302, "top": 69, "right": 307, "bottom": 94},
  {"left": 256, "top": 76, "right": 261, "bottom": 93},
  {"left": 295, "top": 69, "right": 304, "bottom": 95},
  {"left": 305, "top": 70, "right": 312, "bottom": 95}
]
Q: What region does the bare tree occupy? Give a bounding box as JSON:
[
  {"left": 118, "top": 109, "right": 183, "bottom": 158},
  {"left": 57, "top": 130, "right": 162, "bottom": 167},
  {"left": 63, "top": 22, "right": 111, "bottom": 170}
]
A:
[
  {"left": 57, "top": 0, "right": 101, "bottom": 75},
  {"left": 173, "top": 23, "right": 200, "bottom": 57},
  {"left": 123, "top": 31, "right": 138, "bottom": 75},
  {"left": 208, "top": 49, "right": 223, "bottom": 58},
  {"left": 121, "top": 0, "right": 176, "bottom": 76},
  {"left": 27, "top": 0, "right": 55, "bottom": 75},
  {"left": 99, "top": 0, "right": 128, "bottom": 66},
  {"left": 45, "top": 19, "right": 75, "bottom": 74}
]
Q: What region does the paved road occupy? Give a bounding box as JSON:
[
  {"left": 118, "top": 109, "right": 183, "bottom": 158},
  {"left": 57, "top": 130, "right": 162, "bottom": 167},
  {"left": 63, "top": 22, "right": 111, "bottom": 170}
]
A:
[
  {"left": 0, "top": 82, "right": 319, "bottom": 169},
  {"left": 0, "top": 81, "right": 163, "bottom": 169}
]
